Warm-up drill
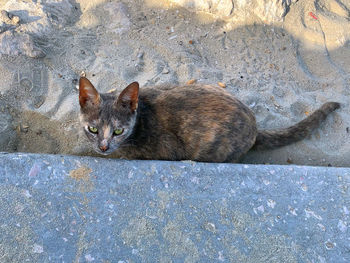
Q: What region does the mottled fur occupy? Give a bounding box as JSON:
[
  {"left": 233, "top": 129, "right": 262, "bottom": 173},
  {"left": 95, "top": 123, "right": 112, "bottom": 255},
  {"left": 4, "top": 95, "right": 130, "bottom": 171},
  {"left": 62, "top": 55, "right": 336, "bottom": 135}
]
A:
[
  {"left": 254, "top": 102, "right": 340, "bottom": 150},
  {"left": 79, "top": 77, "right": 340, "bottom": 162}
]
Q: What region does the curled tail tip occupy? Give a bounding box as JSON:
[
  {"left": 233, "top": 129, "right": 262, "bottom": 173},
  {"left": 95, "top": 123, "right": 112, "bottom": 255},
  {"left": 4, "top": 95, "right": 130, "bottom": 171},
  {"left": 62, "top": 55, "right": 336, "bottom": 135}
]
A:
[{"left": 321, "top": 102, "right": 340, "bottom": 113}]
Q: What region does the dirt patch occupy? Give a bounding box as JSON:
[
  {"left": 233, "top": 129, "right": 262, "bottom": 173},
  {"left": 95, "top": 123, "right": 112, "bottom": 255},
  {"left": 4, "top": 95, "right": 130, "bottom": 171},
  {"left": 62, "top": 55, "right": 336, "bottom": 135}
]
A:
[
  {"left": 69, "top": 166, "right": 92, "bottom": 181},
  {"left": 69, "top": 166, "right": 94, "bottom": 193},
  {"left": 12, "top": 111, "right": 79, "bottom": 154}
]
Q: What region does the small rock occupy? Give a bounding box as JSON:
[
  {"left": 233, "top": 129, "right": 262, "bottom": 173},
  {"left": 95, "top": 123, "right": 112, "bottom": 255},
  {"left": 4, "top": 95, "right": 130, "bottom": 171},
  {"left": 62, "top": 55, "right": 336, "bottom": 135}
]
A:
[
  {"left": 137, "top": 52, "right": 144, "bottom": 59},
  {"left": 186, "top": 79, "right": 197, "bottom": 85},
  {"left": 203, "top": 222, "right": 216, "bottom": 233},
  {"left": 107, "top": 88, "right": 117, "bottom": 93},
  {"left": 325, "top": 241, "right": 335, "bottom": 250},
  {"left": 32, "top": 244, "right": 43, "bottom": 254},
  {"left": 254, "top": 205, "right": 265, "bottom": 214},
  {"left": 11, "top": 15, "right": 20, "bottom": 25},
  {"left": 301, "top": 183, "right": 308, "bottom": 192},
  {"left": 162, "top": 67, "right": 170, "bottom": 74},
  {"left": 217, "top": 82, "right": 226, "bottom": 88},
  {"left": 21, "top": 124, "right": 29, "bottom": 133}
]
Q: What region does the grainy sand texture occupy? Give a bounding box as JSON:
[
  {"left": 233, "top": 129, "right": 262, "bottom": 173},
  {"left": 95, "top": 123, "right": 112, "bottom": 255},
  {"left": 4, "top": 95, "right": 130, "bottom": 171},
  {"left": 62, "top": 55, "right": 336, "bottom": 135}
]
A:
[{"left": 0, "top": 0, "right": 349, "bottom": 166}]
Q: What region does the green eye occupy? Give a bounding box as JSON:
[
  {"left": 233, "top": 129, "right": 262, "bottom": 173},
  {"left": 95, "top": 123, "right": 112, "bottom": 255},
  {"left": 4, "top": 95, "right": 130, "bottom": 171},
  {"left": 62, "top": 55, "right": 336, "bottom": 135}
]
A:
[
  {"left": 114, "top": 128, "right": 124, "bottom": 135},
  {"left": 88, "top": 126, "right": 98, "bottom": 133}
]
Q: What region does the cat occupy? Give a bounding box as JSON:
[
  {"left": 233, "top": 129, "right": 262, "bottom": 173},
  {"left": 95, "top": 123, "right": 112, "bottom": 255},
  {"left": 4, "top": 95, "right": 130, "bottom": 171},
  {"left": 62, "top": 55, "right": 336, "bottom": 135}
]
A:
[{"left": 79, "top": 77, "right": 340, "bottom": 163}]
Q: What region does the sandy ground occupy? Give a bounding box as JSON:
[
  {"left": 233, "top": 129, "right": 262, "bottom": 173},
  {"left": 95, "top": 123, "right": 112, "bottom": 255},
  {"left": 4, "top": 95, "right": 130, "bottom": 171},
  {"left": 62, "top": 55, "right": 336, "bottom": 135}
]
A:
[{"left": 0, "top": 0, "right": 349, "bottom": 166}]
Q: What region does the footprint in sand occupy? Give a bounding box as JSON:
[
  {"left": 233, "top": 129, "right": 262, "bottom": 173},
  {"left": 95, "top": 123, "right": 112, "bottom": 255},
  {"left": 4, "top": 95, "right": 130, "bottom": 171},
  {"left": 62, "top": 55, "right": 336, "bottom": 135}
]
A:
[
  {"left": 16, "top": 63, "right": 48, "bottom": 110},
  {"left": 317, "top": 0, "right": 350, "bottom": 76},
  {"left": 285, "top": 0, "right": 350, "bottom": 83}
]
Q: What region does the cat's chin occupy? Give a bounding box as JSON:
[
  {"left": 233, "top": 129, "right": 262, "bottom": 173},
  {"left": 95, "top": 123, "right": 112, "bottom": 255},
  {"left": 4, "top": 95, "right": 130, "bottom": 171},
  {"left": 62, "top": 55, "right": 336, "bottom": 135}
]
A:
[
  {"left": 97, "top": 151, "right": 114, "bottom": 156},
  {"left": 93, "top": 149, "right": 115, "bottom": 156}
]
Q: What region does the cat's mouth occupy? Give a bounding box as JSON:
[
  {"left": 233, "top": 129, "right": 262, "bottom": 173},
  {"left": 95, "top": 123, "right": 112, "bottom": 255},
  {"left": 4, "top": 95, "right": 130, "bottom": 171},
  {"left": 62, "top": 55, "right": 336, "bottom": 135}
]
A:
[
  {"left": 97, "top": 150, "right": 114, "bottom": 156},
  {"left": 94, "top": 147, "right": 114, "bottom": 156},
  {"left": 98, "top": 151, "right": 110, "bottom": 155}
]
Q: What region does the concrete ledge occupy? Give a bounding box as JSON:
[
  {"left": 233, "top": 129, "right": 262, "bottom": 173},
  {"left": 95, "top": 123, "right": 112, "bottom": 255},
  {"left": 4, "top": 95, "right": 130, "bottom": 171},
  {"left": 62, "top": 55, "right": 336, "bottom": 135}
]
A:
[{"left": 0, "top": 153, "right": 349, "bottom": 262}]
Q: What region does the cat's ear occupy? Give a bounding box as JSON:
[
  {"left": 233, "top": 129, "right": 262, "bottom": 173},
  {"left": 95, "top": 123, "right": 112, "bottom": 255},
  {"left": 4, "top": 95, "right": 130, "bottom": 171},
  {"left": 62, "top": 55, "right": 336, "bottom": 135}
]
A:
[
  {"left": 79, "top": 77, "right": 100, "bottom": 108},
  {"left": 116, "top": 82, "right": 139, "bottom": 112}
]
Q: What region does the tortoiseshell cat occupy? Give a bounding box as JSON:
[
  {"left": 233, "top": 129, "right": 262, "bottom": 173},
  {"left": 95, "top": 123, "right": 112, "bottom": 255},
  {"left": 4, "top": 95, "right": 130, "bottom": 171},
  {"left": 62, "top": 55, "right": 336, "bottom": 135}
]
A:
[{"left": 79, "top": 77, "right": 340, "bottom": 162}]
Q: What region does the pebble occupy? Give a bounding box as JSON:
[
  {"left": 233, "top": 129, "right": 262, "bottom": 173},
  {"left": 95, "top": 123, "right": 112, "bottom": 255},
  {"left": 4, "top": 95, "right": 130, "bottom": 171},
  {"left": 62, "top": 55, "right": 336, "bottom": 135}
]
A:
[
  {"left": 21, "top": 124, "right": 29, "bottom": 133},
  {"left": 217, "top": 82, "right": 226, "bottom": 88},
  {"left": 162, "top": 67, "right": 170, "bottom": 74},
  {"left": 325, "top": 241, "right": 335, "bottom": 250},
  {"left": 186, "top": 79, "right": 197, "bottom": 85},
  {"left": 0, "top": 10, "right": 20, "bottom": 25}
]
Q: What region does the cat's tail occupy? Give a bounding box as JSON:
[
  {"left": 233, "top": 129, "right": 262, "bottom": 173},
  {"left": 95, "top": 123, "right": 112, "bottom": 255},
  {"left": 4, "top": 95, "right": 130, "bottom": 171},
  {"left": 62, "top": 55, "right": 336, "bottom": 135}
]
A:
[{"left": 253, "top": 102, "right": 340, "bottom": 150}]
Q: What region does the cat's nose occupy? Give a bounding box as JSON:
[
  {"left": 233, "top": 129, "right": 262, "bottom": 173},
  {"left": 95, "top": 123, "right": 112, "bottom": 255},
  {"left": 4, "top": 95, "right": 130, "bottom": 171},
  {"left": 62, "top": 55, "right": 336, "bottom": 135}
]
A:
[{"left": 99, "top": 144, "right": 109, "bottom": 152}]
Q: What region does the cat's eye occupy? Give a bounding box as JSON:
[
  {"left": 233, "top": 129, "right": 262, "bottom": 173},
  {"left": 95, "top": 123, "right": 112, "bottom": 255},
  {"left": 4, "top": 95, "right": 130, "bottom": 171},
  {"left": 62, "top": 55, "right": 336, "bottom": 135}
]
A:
[
  {"left": 114, "top": 128, "right": 124, "bottom": 135},
  {"left": 88, "top": 126, "right": 98, "bottom": 134}
]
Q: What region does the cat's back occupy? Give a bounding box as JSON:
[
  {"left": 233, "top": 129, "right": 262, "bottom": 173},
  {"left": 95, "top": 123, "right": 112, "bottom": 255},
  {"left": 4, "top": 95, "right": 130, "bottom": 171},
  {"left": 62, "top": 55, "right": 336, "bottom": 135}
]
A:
[
  {"left": 137, "top": 84, "right": 257, "bottom": 162},
  {"left": 140, "top": 84, "right": 255, "bottom": 122},
  {"left": 140, "top": 84, "right": 241, "bottom": 109}
]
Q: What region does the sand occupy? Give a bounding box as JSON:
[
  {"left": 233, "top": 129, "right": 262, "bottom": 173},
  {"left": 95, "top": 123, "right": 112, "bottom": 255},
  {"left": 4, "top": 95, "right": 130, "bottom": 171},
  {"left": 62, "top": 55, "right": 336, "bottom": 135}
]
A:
[{"left": 0, "top": 0, "right": 349, "bottom": 166}]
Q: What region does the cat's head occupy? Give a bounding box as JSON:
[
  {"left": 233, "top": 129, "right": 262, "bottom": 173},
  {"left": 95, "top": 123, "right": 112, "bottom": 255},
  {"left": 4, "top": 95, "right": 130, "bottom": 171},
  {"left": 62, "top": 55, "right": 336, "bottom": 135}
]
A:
[{"left": 79, "top": 77, "right": 139, "bottom": 155}]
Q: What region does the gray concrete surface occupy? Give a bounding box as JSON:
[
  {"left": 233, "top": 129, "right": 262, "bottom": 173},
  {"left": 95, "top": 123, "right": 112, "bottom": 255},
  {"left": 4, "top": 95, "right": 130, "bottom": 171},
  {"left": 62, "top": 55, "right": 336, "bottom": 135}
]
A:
[{"left": 0, "top": 152, "right": 349, "bottom": 262}]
